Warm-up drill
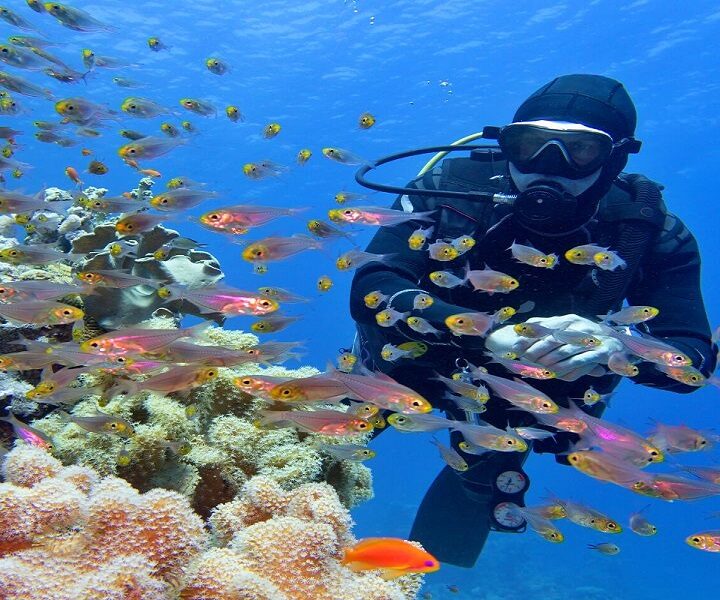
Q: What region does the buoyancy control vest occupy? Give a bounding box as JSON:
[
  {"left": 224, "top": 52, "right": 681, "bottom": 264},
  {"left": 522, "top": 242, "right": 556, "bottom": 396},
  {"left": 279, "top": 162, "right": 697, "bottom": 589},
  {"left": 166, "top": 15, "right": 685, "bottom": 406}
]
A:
[{"left": 352, "top": 149, "right": 667, "bottom": 372}]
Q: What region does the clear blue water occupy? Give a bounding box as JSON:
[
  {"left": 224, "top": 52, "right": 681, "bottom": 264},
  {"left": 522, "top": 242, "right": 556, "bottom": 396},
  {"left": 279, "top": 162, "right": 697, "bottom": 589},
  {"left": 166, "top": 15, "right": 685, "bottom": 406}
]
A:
[{"left": 6, "top": 0, "right": 720, "bottom": 597}]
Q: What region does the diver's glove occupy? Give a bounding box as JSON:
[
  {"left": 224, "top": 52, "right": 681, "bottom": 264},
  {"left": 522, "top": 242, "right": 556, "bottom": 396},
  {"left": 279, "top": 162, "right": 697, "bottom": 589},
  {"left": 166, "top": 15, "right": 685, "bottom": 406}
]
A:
[{"left": 485, "top": 314, "right": 624, "bottom": 381}]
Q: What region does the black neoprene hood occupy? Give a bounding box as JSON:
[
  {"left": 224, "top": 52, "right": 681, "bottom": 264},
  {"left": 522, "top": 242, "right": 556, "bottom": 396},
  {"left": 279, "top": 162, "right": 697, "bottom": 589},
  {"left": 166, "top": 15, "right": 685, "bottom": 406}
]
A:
[{"left": 512, "top": 74, "right": 637, "bottom": 142}]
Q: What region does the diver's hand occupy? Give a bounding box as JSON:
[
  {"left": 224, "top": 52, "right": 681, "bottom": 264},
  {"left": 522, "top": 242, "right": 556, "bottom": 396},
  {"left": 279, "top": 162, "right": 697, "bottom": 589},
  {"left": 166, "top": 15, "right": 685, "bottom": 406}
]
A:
[{"left": 485, "top": 314, "right": 623, "bottom": 381}]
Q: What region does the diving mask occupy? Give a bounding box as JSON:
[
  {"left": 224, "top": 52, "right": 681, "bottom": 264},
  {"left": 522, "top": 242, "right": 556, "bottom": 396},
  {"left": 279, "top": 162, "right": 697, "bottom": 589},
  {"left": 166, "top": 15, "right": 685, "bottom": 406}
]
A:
[{"left": 498, "top": 120, "right": 640, "bottom": 179}]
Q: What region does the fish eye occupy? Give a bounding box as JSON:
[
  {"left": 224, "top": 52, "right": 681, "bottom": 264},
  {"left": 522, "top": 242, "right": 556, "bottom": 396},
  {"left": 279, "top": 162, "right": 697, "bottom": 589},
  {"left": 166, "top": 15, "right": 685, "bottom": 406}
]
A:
[
  {"left": 506, "top": 439, "right": 515, "bottom": 445},
  {"left": 608, "top": 522, "right": 617, "bottom": 529},
  {"left": 700, "top": 439, "right": 707, "bottom": 445},
  {"left": 62, "top": 309, "right": 73, "bottom": 316},
  {"left": 110, "top": 422, "right": 118, "bottom": 429},
  {"left": 358, "top": 422, "right": 369, "bottom": 430},
  {"left": 281, "top": 388, "right": 291, "bottom": 396},
  {"left": 241, "top": 378, "right": 251, "bottom": 385},
  {"left": 455, "top": 318, "right": 464, "bottom": 325},
  {"left": 1, "top": 48, "right": 8, "bottom": 54},
  {"left": 691, "top": 536, "right": 700, "bottom": 543}
]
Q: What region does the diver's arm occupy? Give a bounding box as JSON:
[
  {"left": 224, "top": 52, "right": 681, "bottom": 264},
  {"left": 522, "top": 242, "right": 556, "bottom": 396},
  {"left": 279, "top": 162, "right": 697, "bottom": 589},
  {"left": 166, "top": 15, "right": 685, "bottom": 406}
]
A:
[
  {"left": 350, "top": 186, "right": 470, "bottom": 328},
  {"left": 626, "top": 213, "right": 716, "bottom": 392}
]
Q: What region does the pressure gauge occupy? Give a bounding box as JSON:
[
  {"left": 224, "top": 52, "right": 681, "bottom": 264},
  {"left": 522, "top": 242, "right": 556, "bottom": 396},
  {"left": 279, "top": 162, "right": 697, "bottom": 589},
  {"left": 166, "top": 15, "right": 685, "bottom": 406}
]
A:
[
  {"left": 495, "top": 470, "right": 527, "bottom": 494},
  {"left": 493, "top": 502, "right": 525, "bottom": 528}
]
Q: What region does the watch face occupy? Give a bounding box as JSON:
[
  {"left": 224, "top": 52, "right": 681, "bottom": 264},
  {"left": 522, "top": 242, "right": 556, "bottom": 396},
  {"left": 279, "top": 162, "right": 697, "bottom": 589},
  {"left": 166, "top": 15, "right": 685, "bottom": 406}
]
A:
[
  {"left": 493, "top": 502, "right": 525, "bottom": 528},
  {"left": 496, "top": 470, "right": 527, "bottom": 494}
]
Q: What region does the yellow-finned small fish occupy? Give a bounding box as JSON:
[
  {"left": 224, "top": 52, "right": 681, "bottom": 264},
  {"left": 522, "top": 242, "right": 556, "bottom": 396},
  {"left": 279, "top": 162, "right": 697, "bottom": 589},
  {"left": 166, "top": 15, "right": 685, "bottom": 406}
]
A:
[
  {"left": 262, "top": 122, "right": 281, "bottom": 138},
  {"left": 297, "top": 148, "right": 312, "bottom": 164},
  {"left": 226, "top": 105, "right": 243, "bottom": 122},
  {"left": 358, "top": 111, "right": 375, "bottom": 129},
  {"left": 206, "top": 57, "right": 229, "bottom": 75}
]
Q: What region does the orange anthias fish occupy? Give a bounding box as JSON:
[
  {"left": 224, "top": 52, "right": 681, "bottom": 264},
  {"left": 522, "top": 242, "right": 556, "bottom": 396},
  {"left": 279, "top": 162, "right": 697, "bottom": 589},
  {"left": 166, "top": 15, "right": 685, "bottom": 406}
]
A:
[{"left": 341, "top": 538, "right": 440, "bottom": 580}]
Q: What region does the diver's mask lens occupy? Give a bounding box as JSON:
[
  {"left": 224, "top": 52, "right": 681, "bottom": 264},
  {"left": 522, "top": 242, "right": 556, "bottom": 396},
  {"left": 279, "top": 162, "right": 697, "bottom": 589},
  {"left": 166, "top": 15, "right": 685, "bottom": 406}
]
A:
[{"left": 499, "top": 122, "right": 614, "bottom": 177}]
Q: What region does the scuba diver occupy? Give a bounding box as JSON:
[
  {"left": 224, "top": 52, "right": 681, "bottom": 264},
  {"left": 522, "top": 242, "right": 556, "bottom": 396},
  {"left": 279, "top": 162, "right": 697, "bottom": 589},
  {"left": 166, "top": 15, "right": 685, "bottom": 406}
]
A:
[{"left": 349, "top": 74, "right": 716, "bottom": 567}]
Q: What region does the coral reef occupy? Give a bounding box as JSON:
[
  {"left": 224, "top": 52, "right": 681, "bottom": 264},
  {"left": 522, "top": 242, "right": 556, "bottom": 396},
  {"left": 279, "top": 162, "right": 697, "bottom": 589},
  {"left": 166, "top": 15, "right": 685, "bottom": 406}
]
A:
[
  {"left": 0, "top": 446, "right": 419, "bottom": 600},
  {"left": 28, "top": 322, "right": 373, "bottom": 515}
]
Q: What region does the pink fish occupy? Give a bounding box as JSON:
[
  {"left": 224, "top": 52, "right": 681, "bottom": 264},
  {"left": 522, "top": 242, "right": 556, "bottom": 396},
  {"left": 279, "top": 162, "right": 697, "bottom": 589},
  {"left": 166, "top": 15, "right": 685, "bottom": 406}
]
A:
[
  {"left": 464, "top": 264, "right": 519, "bottom": 294},
  {"left": 158, "top": 283, "right": 280, "bottom": 316},
  {"left": 328, "top": 205, "right": 434, "bottom": 227},
  {"left": 199, "top": 205, "right": 306, "bottom": 232},
  {"left": 258, "top": 409, "right": 373, "bottom": 435}
]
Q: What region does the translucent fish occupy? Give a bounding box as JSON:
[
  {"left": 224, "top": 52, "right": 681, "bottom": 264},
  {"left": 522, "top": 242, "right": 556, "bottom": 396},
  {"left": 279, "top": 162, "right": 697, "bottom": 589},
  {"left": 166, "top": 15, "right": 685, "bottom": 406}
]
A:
[
  {"left": 115, "top": 212, "right": 167, "bottom": 235},
  {"left": 336, "top": 249, "right": 393, "bottom": 271},
  {"left": 206, "top": 57, "right": 230, "bottom": 75},
  {"left": 363, "top": 290, "right": 388, "bottom": 309},
  {"left": 0, "top": 70, "right": 52, "bottom": 98},
  {"left": 513, "top": 321, "right": 555, "bottom": 339},
  {"left": 242, "top": 234, "right": 323, "bottom": 263},
  {"left": 297, "top": 148, "right": 311, "bottom": 163},
  {"left": 242, "top": 160, "right": 289, "bottom": 180},
  {"left": 428, "top": 241, "right": 459, "bottom": 262},
  {"left": 464, "top": 264, "right": 519, "bottom": 294},
  {"left": 0, "top": 7, "right": 37, "bottom": 30},
  {"left": 431, "top": 437, "right": 468, "bottom": 471},
  {"left": 337, "top": 351, "right": 358, "bottom": 373},
  {"left": 199, "top": 205, "right": 304, "bottom": 232},
  {"left": 550, "top": 497, "right": 622, "bottom": 533},
  {"left": 150, "top": 188, "right": 218, "bottom": 211},
  {"left": 257, "top": 286, "right": 309, "bottom": 303},
  {"left": 0, "top": 44, "right": 51, "bottom": 70},
  {"left": 433, "top": 372, "right": 489, "bottom": 403},
  {"left": 251, "top": 314, "right": 301, "bottom": 334},
  {"left": 655, "top": 364, "right": 706, "bottom": 387},
  {"left": 322, "top": 147, "right": 367, "bottom": 166},
  {"left": 44, "top": 2, "right": 113, "bottom": 32},
  {"left": 258, "top": 409, "right": 372, "bottom": 435},
  {"left": 307, "top": 219, "right": 354, "bottom": 241},
  {"left": 76, "top": 270, "right": 157, "bottom": 288},
  {"left": 686, "top": 531, "right": 720, "bottom": 553},
  {"left": 121, "top": 96, "right": 169, "bottom": 118},
  {"left": 444, "top": 311, "right": 495, "bottom": 337},
  {"left": 451, "top": 234, "right": 475, "bottom": 255},
  {"left": 470, "top": 369, "right": 559, "bottom": 414},
  {"left": 318, "top": 443, "right": 375, "bottom": 462},
  {"left": 112, "top": 365, "right": 217, "bottom": 398},
  {"left": 158, "top": 283, "right": 279, "bottom": 316},
  {"left": 387, "top": 412, "right": 454, "bottom": 433},
  {"left": 358, "top": 112, "right": 375, "bottom": 129},
  {"left": 486, "top": 354, "right": 556, "bottom": 380},
  {"left": 405, "top": 316, "right": 442, "bottom": 336},
  {"left": 564, "top": 244, "right": 609, "bottom": 265},
  {"left": 79, "top": 321, "right": 210, "bottom": 356},
  {"left": 380, "top": 343, "right": 414, "bottom": 362},
  {"left": 0, "top": 280, "right": 89, "bottom": 302},
  {"left": 413, "top": 293, "right": 434, "bottom": 310},
  {"left": 599, "top": 306, "right": 659, "bottom": 325},
  {"left": 179, "top": 98, "right": 216, "bottom": 116},
  {"left": 567, "top": 450, "right": 656, "bottom": 484},
  {"left": 593, "top": 250, "right": 627, "bottom": 271},
  {"left": 647, "top": 423, "right": 712, "bottom": 453},
  {"left": 58, "top": 410, "right": 134, "bottom": 437},
  {"left": 588, "top": 543, "right": 620, "bottom": 555},
  {"left": 375, "top": 307, "right": 408, "bottom": 327},
  {"left": 551, "top": 328, "right": 602, "bottom": 348},
  {"left": 451, "top": 421, "right": 527, "bottom": 452},
  {"left": 611, "top": 331, "right": 692, "bottom": 367},
  {"left": 428, "top": 270, "right": 466, "bottom": 288},
  {"left": 629, "top": 507, "right": 657, "bottom": 536},
  {"left": 508, "top": 505, "right": 564, "bottom": 543},
  {"left": 0, "top": 243, "right": 83, "bottom": 264},
  {"left": 118, "top": 136, "right": 186, "bottom": 161},
  {"left": 226, "top": 106, "right": 243, "bottom": 122},
  {"left": 262, "top": 122, "right": 281, "bottom": 138},
  {"left": 509, "top": 241, "right": 557, "bottom": 268},
  {"left": 408, "top": 225, "right": 433, "bottom": 250},
  {"left": 112, "top": 76, "right": 145, "bottom": 88},
  {"left": 328, "top": 367, "right": 433, "bottom": 413},
  {"left": 335, "top": 191, "right": 367, "bottom": 204},
  {"left": 268, "top": 373, "right": 347, "bottom": 403},
  {"left": 0, "top": 412, "right": 53, "bottom": 451},
  {"left": 55, "top": 97, "right": 116, "bottom": 125},
  {"left": 328, "top": 206, "right": 434, "bottom": 227}
]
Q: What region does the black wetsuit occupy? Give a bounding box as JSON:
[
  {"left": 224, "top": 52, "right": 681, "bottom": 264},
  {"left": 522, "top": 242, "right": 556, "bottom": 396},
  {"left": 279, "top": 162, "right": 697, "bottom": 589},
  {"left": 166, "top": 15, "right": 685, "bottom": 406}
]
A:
[{"left": 349, "top": 157, "right": 716, "bottom": 566}]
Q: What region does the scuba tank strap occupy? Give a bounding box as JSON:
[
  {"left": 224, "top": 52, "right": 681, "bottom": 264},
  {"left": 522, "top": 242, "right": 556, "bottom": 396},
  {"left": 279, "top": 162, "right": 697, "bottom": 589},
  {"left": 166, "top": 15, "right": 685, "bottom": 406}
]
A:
[{"left": 581, "top": 173, "right": 667, "bottom": 315}]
